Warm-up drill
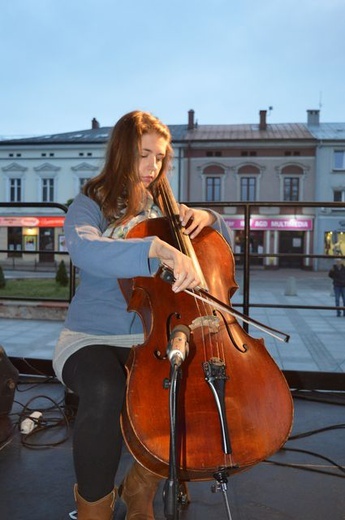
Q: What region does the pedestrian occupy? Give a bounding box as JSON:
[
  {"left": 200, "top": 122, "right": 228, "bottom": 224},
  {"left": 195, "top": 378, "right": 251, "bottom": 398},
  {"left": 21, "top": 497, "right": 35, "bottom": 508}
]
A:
[
  {"left": 53, "top": 110, "right": 232, "bottom": 520},
  {"left": 328, "top": 258, "right": 345, "bottom": 316}
]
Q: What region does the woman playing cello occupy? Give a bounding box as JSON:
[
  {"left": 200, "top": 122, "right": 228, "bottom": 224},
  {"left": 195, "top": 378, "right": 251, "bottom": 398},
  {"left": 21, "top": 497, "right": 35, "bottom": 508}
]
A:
[{"left": 53, "top": 110, "right": 232, "bottom": 520}]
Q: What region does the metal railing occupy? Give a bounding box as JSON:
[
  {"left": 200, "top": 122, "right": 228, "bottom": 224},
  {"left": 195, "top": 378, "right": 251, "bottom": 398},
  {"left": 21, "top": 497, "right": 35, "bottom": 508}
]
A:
[
  {"left": 191, "top": 200, "right": 345, "bottom": 318},
  {"left": 1, "top": 200, "right": 345, "bottom": 313},
  {"left": 1, "top": 200, "right": 345, "bottom": 389}
]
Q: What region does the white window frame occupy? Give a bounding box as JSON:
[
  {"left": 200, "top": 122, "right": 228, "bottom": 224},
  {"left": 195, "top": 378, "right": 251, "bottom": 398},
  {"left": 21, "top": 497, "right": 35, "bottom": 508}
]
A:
[
  {"left": 2, "top": 162, "right": 27, "bottom": 202},
  {"left": 34, "top": 163, "right": 60, "bottom": 202},
  {"left": 41, "top": 177, "right": 55, "bottom": 202},
  {"left": 9, "top": 178, "right": 22, "bottom": 202},
  {"left": 334, "top": 150, "right": 345, "bottom": 170},
  {"left": 71, "top": 162, "right": 98, "bottom": 196}
]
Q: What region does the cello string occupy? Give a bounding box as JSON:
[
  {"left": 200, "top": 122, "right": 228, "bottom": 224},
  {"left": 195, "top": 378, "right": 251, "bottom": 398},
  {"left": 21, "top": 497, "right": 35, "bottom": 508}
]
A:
[
  {"left": 193, "top": 289, "right": 223, "bottom": 362},
  {"left": 158, "top": 184, "right": 242, "bottom": 468},
  {"left": 191, "top": 294, "right": 208, "bottom": 359},
  {"left": 187, "top": 284, "right": 235, "bottom": 470},
  {"left": 158, "top": 181, "right": 215, "bottom": 359}
]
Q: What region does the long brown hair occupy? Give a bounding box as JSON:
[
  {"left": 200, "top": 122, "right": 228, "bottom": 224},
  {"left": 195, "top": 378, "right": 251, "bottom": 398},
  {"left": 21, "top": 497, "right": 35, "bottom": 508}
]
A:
[{"left": 83, "top": 110, "right": 173, "bottom": 224}]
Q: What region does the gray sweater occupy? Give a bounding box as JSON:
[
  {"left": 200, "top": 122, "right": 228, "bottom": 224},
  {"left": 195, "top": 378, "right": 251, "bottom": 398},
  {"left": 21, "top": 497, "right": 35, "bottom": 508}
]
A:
[{"left": 53, "top": 192, "right": 233, "bottom": 381}]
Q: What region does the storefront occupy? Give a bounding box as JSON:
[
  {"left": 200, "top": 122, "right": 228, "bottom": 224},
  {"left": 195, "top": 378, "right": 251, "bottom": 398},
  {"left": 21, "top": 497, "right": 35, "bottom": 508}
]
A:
[
  {"left": 0, "top": 216, "right": 66, "bottom": 267},
  {"left": 224, "top": 215, "right": 314, "bottom": 268},
  {"left": 315, "top": 214, "right": 345, "bottom": 270}
]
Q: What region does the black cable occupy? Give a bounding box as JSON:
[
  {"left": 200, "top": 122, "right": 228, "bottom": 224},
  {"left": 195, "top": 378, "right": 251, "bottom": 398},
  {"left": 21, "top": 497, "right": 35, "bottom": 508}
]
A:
[
  {"left": 266, "top": 446, "right": 345, "bottom": 479},
  {"left": 291, "top": 389, "right": 345, "bottom": 407},
  {"left": 18, "top": 394, "right": 70, "bottom": 449},
  {"left": 163, "top": 364, "right": 180, "bottom": 520},
  {"left": 288, "top": 423, "right": 345, "bottom": 441},
  {"left": 16, "top": 374, "right": 59, "bottom": 393},
  {"left": 282, "top": 447, "right": 345, "bottom": 475},
  {"left": 263, "top": 394, "right": 345, "bottom": 478}
]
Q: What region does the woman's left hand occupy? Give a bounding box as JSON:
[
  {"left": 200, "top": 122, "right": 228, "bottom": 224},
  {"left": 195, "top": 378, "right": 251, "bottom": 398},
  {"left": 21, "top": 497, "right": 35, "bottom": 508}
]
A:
[{"left": 179, "top": 204, "right": 216, "bottom": 239}]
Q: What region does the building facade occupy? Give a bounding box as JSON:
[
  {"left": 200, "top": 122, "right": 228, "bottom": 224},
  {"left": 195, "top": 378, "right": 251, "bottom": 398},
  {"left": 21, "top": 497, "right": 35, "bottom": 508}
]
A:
[
  {"left": 181, "top": 110, "right": 317, "bottom": 268},
  {"left": 0, "top": 118, "right": 186, "bottom": 267},
  {"left": 306, "top": 111, "right": 345, "bottom": 269},
  {"left": 0, "top": 110, "right": 344, "bottom": 270}
]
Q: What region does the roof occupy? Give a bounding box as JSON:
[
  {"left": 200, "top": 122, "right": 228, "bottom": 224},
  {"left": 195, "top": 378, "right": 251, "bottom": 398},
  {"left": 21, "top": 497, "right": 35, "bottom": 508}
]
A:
[
  {"left": 0, "top": 125, "right": 189, "bottom": 146},
  {"left": 306, "top": 122, "right": 345, "bottom": 140},
  {"left": 0, "top": 119, "right": 318, "bottom": 147},
  {"left": 185, "top": 123, "right": 315, "bottom": 141},
  {"left": 8, "top": 122, "right": 345, "bottom": 146},
  {"left": 0, "top": 128, "right": 113, "bottom": 145}
]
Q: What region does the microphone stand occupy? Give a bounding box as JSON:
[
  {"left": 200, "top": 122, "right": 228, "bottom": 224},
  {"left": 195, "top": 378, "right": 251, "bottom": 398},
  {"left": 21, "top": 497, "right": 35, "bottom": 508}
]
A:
[
  {"left": 163, "top": 362, "right": 182, "bottom": 520},
  {"left": 163, "top": 326, "right": 234, "bottom": 519}
]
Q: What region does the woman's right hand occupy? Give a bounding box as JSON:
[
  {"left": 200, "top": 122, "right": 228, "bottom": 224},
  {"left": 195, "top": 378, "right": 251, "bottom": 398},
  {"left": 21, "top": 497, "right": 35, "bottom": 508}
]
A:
[{"left": 149, "top": 237, "right": 200, "bottom": 293}]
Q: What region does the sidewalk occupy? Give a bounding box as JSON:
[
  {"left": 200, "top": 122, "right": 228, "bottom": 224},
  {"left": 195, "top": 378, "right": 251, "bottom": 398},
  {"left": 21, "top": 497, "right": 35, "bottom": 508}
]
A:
[
  {"left": 233, "top": 268, "right": 345, "bottom": 374},
  {"left": 0, "top": 268, "right": 344, "bottom": 374}
]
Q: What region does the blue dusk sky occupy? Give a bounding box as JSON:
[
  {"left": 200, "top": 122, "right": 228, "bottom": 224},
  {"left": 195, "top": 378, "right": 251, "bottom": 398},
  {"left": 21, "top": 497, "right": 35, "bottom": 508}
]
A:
[{"left": 1, "top": 0, "right": 344, "bottom": 137}]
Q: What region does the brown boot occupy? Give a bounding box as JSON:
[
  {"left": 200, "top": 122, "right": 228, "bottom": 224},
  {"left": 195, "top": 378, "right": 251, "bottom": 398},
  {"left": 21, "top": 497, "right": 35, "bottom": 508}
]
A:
[
  {"left": 74, "top": 484, "right": 117, "bottom": 520},
  {"left": 119, "top": 461, "right": 161, "bottom": 519}
]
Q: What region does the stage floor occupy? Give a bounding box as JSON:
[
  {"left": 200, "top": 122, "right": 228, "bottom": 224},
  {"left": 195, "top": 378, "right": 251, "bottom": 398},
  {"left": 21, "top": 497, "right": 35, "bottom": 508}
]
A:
[{"left": 0, "top": 377, "right": 344, "bottom": 520}]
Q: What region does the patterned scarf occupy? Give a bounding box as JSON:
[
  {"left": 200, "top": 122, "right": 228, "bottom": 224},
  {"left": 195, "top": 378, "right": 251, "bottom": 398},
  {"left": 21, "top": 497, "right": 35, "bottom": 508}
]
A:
[{"left": 102, "top": 193, "right": 162, "bottom": 239}]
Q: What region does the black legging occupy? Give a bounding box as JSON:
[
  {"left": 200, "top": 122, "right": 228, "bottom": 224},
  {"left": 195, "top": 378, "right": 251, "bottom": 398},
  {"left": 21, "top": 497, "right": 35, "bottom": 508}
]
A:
[{"left": 62, "top": 344, "right": 130, "bottom": 502}]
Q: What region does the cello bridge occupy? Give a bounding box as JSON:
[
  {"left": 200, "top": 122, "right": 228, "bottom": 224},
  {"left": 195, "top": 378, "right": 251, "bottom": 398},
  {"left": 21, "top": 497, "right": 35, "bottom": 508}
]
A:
[{"left": 190, "top": 315, "right": 220, "bottom": 333}]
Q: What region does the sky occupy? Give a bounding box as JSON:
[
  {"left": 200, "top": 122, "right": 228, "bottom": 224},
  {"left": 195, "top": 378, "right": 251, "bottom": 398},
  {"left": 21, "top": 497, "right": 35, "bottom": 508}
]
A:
[{"left": 1, "top": 0, "right": 345, "bottom": 137}]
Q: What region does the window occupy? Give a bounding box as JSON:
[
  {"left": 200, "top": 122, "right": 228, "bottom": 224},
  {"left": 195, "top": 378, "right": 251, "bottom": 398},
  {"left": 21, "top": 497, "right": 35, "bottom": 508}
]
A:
[
  {"left": 333, "top": 190, "right": 345, "bottom": 203},
  {"left": 332, "top": 191, "right": 345, "bottom": 211},
  {"left": 280, "top": 165, "right": 304, "bottom": 201},
  {"left": 42, "top": 178, "right": 54, "bottom": 202},
  {"left": 79, "top": 178, "right": 90, "bottom": 191},
  {"left": 324, "top": 231, "right": 345, "bottom": 256},
  {"left": 8, "top": 227, "right": 22, "bottom": 257},
  {"left": 205, "top": 151, "right": 222, "bottom": 157},
  {"left": 283, "top": 177, "right": 299, "bottom": 201},
  {"left": 334, "top": 151, "right": 345, "bottom": 169},
  {"left": 202, "top": 165, "right": 225, "bottom": 202},
  {"left": 240, "top": 177, "right": 256, "bottom": 201},
  {"left": 9, "top": 178, "right": 22, "bottom": 202},
  {"left": 241, "top": 151, "right": 257, "bottom": 157},
  {"left": 206, "top": 176, "right": 221, "bottom": 202},
  {"left": 237, "top": 164, "right": 260, "bottom": 201}
]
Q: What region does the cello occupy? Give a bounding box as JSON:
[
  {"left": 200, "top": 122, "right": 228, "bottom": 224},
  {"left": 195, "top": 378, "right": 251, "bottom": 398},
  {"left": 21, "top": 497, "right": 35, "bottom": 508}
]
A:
[{"left": 119, "top": 178, "right": 293, "bottom": 483}]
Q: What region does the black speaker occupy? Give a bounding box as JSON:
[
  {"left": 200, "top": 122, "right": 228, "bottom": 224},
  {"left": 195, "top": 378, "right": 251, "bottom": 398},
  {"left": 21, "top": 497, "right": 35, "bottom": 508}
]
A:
[{"left": 0, "top": 346, "right": 19, "bottom": 415}]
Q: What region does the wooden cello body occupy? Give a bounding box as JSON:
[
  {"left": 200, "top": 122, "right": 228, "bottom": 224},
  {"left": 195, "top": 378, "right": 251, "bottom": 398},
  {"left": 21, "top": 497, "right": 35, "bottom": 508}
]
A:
[{"left": 119, "top": 208, "right": 293, "bottom": 481}]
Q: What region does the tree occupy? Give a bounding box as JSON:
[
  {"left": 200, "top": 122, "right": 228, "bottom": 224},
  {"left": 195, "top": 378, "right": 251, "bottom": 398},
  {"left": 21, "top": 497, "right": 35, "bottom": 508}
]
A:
[
  {"left": 55, "top": 260, "right": 69, "bottom": 287},
  {"left": 0, "top": 266, "right": 5, "bottom": 289}
]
